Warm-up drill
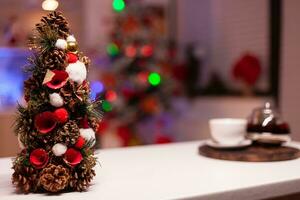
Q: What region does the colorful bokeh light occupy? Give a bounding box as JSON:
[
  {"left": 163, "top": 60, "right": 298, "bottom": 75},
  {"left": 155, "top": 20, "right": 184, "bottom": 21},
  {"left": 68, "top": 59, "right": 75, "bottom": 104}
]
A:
[
  {"left": 90, "top": 81, "right": 104, "bottom": 100},
  {"left": 137, "top": 71, "right": 149, "bottom": 83},
  {"left": 112, "top": 0, "right": 126, "bottom": 12},
  {"left": 141, "top": 45, "right": 153, "bottom": 57},
  {"left": 125, "top": 45, "right": 137, "bottom": 58},
  {"left": 105, "top": 90, "right": 117, "bottom": 102},
  {"left": 102, "top": 100, "right": 113, "bottom": 112},
  {"left": 106, "top": 43, "right": 119, "bottom": 56},
  {"left": 148, "top": 72, "right": 161, "bottom": 86}
]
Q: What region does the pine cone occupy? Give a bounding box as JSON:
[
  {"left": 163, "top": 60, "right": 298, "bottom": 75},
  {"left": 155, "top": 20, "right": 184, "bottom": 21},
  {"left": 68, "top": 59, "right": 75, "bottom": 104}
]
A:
[
  {"left": 12, "top": 164, "right": 39, "bottom": 193},
  {"left": 80, "top": 55, "right": 91, "bottom": 71},
  {"left": 39, "top": 164, "right": 70, "bottom": 193},
  {"left": 69, "top": 156, "right": 96, "bottom": 191},
  {"left": 89, "top": 117, "right": 99, "bottom": 132},
  {"left": 61, "top": 81, "right": 89, "bottom": 109},
  {"left": 36, "top": 11, "right": 70, "bottom": 38},
  {"left": 55, "top": 120, "right": 80, "bottom": 145},
  {"left": 43, "top": 49, "right": 66, "bottom": 70},
  {"left": 24, "top": 77, "right": 40, "bottom": 100},
  {"left": 60, "top": 82, "right": 74, "bottom": 104}
]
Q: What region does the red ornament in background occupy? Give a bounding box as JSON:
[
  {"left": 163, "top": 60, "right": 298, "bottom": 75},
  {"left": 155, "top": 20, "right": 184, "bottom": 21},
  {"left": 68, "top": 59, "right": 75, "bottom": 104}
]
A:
[
  {"left": 54, "top": 108, "right": 69, "bottom": 123},
  {"left": 34, "top": 111, "right": 57, "bottom": 134},
  {"left": 117, "top": 125, "right": 132, "bottom": 146},
  {"left": 29, "top": 148, "right": 49, "bottom": 169},
  {"left": 74, "top": 136, "right": 85, "bottom": 149},
  {"left": 97, "top": 119, "right": 109, "bottom": 134},
  {"left": 232, "top": 54, "right": 261, "bottom": 86},
  {"left": 67, "top": 52, "right": 78, "bottom": 63},
  {"left": 45, "top": 70, "right": 69, "bottom": 89},
  {"left": 155, "top": 135, "right": 172, "bottom": 144},
  {"left": 63, "top": 148, "right": 83, "bottom": 167}
]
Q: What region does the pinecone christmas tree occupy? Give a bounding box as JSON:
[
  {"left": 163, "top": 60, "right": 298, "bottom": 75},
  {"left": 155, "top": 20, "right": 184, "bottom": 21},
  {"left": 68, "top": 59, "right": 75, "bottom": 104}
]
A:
[{"left": 12, "top": 11, "right": 103, "bottom": 193}]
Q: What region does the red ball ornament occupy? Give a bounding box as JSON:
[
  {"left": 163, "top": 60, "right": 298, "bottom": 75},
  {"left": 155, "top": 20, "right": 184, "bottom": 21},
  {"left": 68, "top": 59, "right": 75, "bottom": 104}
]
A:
[
  {"left": 63, "top": 148, "right": 83, "bottom": 167},
  {"left": 34, "top": 111, "right": 57, "bottom": 134},
  {"left": 75, "top": 136, "right": 85, "bottom": 149},
  {"left": 54, "top": 108, "right": 69, "bottom": 123},
  {"left": 67, "top": 52, "right": 78, "bottom": 63},
  {"left": 29, "top": 148, "right": 49, "bottom": 169}
]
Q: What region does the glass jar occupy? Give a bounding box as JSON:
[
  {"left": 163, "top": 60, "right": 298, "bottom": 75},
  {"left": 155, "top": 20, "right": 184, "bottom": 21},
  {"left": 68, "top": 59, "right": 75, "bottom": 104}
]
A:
[{"left": 247, "top": 102, "right": 291, "bottom": 144}]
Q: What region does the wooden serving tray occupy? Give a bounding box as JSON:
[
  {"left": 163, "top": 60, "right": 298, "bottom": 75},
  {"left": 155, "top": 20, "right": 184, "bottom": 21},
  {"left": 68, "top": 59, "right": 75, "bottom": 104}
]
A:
[{"left": 199, "top": 143, "right": 300, "bottom": 162}]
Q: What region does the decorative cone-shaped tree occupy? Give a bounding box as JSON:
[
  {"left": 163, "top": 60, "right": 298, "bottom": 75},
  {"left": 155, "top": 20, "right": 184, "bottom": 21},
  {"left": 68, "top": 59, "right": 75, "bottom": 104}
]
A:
[{"left": 12, "top": 12, "right": 102, "bottom": 193}]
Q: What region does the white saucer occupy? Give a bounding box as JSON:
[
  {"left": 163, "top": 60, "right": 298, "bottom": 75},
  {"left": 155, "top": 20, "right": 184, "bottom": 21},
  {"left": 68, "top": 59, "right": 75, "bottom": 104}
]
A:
[
  {"left": 205, "top": 139, "right": 252, "bottom": 149},
  {"left": 247, "top": 133, "right": 291, "bottom": 144}
]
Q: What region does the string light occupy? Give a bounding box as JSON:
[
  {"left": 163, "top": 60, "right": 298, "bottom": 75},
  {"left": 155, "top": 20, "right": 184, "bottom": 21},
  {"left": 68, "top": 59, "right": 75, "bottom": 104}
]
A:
[
  {"left": 42, "top": 0, "right": 59, "bottom": 11},
  {"left": 112, "top": 0, "right": 126, "bottom": 12},
  {"left": 125, "top": 45, "right": 137, "bottom": 58},
  {"left": 137, "top": 72, "right": 149, "bottom": 83},
  {"left": 102, "top": 101, "right": 113, "bottom": 112},
  {"left": 90, "top": 81, "right": 104, "bottom": 100},
  {"left": 106, "top": 43, "right": 119, "bottom": 56},
  {"left": 148, "top": 72, "right": 161, "bottom": 86},
  {"left": 105, "top": 90, "right": 117, "bottom": 102},
  {"left": 141, "top": 45, "right": 153, "bottom": 57}
]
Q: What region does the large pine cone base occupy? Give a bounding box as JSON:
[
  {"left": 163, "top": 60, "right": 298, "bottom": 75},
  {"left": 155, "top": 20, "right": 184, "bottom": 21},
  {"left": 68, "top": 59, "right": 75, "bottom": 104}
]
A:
[
  {"left": 12, "top": 160, "right": 97, "bottom": 193},
  {"left": 39, "top": 164, "right": 70, "bottom": 192}
]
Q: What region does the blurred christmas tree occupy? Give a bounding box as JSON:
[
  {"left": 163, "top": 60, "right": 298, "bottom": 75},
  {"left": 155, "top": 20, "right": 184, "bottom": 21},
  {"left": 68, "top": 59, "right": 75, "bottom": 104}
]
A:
[{"left": 98, "top": 1, "right": 186, "bottom": 147}]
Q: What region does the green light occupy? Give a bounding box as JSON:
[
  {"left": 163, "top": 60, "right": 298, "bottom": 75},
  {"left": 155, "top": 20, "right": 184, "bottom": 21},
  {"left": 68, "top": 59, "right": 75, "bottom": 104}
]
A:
[
  {"left": 148, "top": 72, "right": 161, "bottom": 86},
  {"left": 112, "top": 0, "right": 126, "bottom": 12},
  {"left": 102, "top": 101, "right": 112, "bottom": 112},
  {"left": 106, "top": 43, "right": 119, "bottom": 56}
]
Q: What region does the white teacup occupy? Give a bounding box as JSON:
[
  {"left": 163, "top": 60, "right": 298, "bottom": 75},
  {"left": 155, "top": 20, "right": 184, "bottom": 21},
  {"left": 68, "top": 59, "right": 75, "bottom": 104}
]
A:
[{"left": 209, "top": 118, "right": 247, "bottom": 145}]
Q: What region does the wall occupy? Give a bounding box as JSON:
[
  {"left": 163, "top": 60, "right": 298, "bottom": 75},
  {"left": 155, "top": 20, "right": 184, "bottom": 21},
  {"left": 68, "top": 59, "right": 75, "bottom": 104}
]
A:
[
  {"left": 280, "top": 0, "right": 300, "bottom": 140},
  {"left": 0, "top": 0, "right": 84, "bottom": 47},
  {"left": 176, "top": 0, "right": 269, "bottom": 90}
]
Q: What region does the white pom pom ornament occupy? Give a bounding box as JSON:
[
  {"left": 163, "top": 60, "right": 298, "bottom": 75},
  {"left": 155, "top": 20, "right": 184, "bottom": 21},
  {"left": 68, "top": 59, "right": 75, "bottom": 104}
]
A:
[
  {"left": 49, "top": 93, "right": 64, "bottom": 107},
  {"left": 79, "top": 128, "right": 96, "bottom": 147},
  {"left": 66, "top": 61, "right": 87, "bottom": 84},
  {"left": 52, "top": 143, "right": 67, "bottom": 156},
  {"left": 55, "top": 39, "right": 68, "bottom": 50}
]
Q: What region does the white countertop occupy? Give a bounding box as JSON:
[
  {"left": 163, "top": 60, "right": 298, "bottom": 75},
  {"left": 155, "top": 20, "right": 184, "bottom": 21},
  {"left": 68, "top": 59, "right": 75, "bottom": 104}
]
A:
[{"left": 1, "top": 141, "right": 300, "bottom": 200}]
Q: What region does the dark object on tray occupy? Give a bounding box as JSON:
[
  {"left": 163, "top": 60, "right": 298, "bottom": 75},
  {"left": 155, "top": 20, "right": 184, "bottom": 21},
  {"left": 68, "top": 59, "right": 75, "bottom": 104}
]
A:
[
  {"left": 247, "top": 102, "right": 291, "bottom": 144},
  {"left": 199, "top": 143, "right": 300, "bottom": 162}
]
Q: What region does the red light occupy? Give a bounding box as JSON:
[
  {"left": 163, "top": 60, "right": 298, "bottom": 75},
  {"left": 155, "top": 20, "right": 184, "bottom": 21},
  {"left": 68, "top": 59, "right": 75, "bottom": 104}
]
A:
[
  {"left": 141, "top": 45, "right": 153, "bottom": 57},
  {"left": 105, "top": 90, "right": 117, "bottom": 102},
  {"left": 137, "top": 71, "right": 149, "bottom": 83},
  {"left": 125, "top": 45, "right": 137, "bottom": 58}
]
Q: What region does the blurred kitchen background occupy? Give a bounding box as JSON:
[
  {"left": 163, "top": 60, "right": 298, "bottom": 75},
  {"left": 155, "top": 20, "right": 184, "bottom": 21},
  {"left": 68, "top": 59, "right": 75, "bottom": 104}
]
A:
[{"left": 0, "top": 0, "right": 299, "bottom": 157}]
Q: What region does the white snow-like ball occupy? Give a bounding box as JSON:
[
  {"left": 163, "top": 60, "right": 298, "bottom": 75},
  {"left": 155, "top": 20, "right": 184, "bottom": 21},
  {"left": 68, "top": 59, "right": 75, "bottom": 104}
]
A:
[
  {"left": 55, "top": 39, "right": 67, "bottom": 50},
  {"left": 67, "top": 35, "right": 76, "bottom": 42},
  {"left": 80, "top": 128, "right": 95, "bottom": 141},
  {"left": 17, "top": 134, "right": 25, "bottom": 150},
  {"left": 80, "top": 128, "right": 96, "bottom": 147},
  {"left": 49, "top": 93, "right": 64, "bottom": 107},
  {"left": 66, "top": 61, "right": 87, "bottom": 84},
  {"left": 52, "top": 143, "right": 67, "bottom": 156}
]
